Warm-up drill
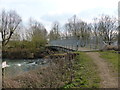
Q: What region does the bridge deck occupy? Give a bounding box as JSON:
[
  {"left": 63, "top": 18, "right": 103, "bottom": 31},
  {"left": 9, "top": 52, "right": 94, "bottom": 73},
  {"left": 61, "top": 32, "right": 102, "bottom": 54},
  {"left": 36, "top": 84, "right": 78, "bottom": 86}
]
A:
[
  {"left": 47, "top": 45, "right": 101, "bottom": 52},
  {"left": 78, "top": 47, "right": 100, "bottom": 52}
]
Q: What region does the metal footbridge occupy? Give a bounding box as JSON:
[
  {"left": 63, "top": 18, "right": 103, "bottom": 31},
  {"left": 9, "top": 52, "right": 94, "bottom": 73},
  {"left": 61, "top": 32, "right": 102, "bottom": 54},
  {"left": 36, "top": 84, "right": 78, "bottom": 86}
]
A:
[{"left": 48, "top": 36, "right": 105, "bottom": 52}]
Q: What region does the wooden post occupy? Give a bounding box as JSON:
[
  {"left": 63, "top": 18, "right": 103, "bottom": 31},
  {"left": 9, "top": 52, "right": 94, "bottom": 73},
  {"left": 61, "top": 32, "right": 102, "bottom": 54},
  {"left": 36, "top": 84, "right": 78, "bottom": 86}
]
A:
[{"left": 2, "top": 68, "right": 5, "bottom": 88}]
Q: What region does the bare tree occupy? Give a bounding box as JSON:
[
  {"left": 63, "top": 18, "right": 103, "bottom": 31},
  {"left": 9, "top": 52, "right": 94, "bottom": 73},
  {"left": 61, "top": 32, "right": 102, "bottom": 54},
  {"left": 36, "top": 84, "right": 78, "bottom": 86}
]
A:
[
  {"left": 97, "top": 15, "right": 118, "bottom": 45},
  {"left": 64, "top": 15, "right": 79, "bottom": 37},
  {"left": 30, "top": 19, "right": 47, "bottom": 39},
  {"left": 92, "top": 18, "right": 99, "bottom": 37},
  {"left": 10, "top": 31, "right": 21, "bottom": 41},
  {"left": 49, "top": 21, "right": 61, "bottom": 40},
  {"left": 27, "top": 18, "right": 47, "bottom": 48},
  {"left": 0, "top": 10, "right": 22, "bottom": 47},
  {"left": 91, "top": 18, "right": 100, "bottom": 48},
  {"left": 64, "top": 15, "right": 91, "bottom": 46}
]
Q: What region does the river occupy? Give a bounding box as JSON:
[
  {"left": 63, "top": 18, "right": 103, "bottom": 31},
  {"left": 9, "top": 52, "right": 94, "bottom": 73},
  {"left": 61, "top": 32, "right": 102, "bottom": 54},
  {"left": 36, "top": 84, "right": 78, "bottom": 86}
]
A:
[{"left": 3, "top": 59, "right": 49, "bottom": 78}]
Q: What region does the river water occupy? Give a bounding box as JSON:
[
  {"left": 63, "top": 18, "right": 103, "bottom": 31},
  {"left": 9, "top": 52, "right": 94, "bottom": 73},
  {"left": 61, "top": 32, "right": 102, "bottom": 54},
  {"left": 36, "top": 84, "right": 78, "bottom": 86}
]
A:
[{"left": 3, "top": 59, "right": 48, "bottom": 78}]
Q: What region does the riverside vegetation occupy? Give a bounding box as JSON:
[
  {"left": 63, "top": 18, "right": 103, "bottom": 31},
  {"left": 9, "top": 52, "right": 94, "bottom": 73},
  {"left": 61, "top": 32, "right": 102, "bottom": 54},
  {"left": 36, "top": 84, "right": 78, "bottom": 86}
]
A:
[
  {"left": 2, "top": 40, "right": 48, "bottom": 59},
  {"left": 3, "top": 52, "right": 101, "bottom": 88}
]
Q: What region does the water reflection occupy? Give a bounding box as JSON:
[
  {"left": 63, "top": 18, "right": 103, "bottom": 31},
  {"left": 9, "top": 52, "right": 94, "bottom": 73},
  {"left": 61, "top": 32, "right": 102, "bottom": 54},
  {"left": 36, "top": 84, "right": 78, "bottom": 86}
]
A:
[{"left": 3, "top": 59, "right": 48, "bottom": 78}]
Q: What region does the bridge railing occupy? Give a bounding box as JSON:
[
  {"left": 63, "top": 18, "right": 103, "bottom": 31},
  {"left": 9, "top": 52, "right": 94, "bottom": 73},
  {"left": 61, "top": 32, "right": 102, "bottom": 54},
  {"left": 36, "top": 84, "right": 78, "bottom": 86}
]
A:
[{"left": 48, "top": 36, "right": 105, "bottom": 51}]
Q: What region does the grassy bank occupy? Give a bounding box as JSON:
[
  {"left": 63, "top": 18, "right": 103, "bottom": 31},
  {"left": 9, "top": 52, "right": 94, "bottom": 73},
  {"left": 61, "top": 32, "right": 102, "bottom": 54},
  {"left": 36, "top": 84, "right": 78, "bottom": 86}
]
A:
[
  {"left": 63, "top": 52, "right": 100, "bottom": 88},
  {"left": 99, "top": 51, "right": 118, "bottom": 73}
]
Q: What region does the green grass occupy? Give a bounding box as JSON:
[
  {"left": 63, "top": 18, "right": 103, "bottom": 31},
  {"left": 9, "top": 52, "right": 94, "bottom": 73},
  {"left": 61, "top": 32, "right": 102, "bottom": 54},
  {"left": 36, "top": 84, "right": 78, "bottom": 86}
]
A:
[
  {"left": 63, "top": 52, "right": 100, "bottom": 88},
  {"left": 99, "top": 51, "right": 118, "bottom": 73}
]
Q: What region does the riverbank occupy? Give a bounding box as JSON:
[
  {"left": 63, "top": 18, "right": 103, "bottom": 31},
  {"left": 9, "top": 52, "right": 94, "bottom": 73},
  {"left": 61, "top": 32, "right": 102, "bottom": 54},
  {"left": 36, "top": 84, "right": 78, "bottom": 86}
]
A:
[
  {"left": 3, "top": 51, "right": 102, "bottom": 88},
  {"left": 2, "top": 47, "right": 54, "bottom": 59},
  {"left": 3, "top": 52, "right": 79, "bottom": 88},
  {"left": 2, "top": 47, "right": 119, "bottom": 88}
]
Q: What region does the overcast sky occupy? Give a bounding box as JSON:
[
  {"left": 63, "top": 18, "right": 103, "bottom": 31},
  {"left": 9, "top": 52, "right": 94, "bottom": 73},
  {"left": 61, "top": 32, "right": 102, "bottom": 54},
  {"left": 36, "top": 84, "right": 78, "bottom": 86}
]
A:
[{"left": 0, "top": 0, "right": 119, "bottom": 31}]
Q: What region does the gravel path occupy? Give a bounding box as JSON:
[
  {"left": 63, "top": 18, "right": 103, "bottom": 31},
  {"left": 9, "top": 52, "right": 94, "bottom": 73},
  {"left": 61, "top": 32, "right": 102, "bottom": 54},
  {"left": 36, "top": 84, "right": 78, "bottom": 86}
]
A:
[{"left": 86, "top": 52, "right": 118, "bottom": 88}]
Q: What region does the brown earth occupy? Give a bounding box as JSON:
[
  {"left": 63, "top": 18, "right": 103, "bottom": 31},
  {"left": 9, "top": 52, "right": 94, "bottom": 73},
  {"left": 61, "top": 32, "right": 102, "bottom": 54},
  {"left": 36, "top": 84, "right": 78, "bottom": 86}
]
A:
[{"left": 86, "top": 52, "right": 118, "bottom": 88}]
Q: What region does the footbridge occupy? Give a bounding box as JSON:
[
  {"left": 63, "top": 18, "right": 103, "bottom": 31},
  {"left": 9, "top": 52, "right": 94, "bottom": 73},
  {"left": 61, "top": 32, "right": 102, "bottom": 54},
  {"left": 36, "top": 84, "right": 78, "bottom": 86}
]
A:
[{"left": 48, "top": 36, "right": 105, "bottom": 52}]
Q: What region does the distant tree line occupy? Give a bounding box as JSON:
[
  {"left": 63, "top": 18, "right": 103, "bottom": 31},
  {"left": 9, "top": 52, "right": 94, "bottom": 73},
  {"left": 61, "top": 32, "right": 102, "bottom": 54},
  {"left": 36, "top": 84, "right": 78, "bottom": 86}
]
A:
[
  {"left": 0, "top": 9, "right": 118, "bottom": 49},
  {"left": 49, "top": 15, "right": 118, "bottom": 46}
]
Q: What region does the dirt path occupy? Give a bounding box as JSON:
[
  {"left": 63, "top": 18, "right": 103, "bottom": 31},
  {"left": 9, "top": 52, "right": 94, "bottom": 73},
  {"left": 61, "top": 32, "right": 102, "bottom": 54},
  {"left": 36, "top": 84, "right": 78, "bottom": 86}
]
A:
[{"left": 86, "top": 52, "right": 118, "bottom": 88}]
